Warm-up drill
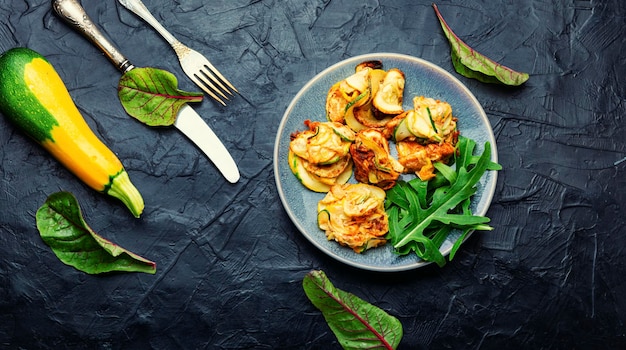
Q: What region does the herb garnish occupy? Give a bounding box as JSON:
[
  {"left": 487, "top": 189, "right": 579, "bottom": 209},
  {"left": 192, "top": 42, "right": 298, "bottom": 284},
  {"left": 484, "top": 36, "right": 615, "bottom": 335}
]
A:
[
  {"left": 385, "top": 136, "right": 501, "bottom": 266},
  {"left": 432, "top": 3, "right": 530, "bottom": 86},
  {"left": 303, "top": 270, "right": 402, "bottom": 349},
  {"left": 36, "top": 192, "right": 156, "bottom": 275},
  {"left": 118, "top": 67, "right": 203, "bottom": 126}
]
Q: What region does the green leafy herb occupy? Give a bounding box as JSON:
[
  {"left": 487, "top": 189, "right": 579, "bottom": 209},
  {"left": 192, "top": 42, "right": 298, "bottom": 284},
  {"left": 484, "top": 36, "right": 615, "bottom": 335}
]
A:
[
  {"left": 118, "top": 67, "right": 203, "bottom": 126},
  {"left": 432, "top": 3, "right": 529, "bottom": 86},
  {"left": 385, "top": 136, "right": 501, "bottom": 266},
  {"left": 36, "top": 192, "right": 156, "bottom": 275},
  {"left": 303, "top": 270, "right": 402, "bottom": 350}
]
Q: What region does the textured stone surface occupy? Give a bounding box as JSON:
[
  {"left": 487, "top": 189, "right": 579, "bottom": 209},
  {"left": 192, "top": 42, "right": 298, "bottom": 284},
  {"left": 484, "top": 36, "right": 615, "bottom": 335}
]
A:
[{"left": 1, "top": 0, "right": 625, "bottom": 348}]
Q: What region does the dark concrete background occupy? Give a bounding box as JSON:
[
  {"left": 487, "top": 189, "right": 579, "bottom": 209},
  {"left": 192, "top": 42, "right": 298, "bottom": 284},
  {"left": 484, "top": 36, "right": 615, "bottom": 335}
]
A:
[{"left": 1, "top": 0, "right": 624, "bottom": 348}]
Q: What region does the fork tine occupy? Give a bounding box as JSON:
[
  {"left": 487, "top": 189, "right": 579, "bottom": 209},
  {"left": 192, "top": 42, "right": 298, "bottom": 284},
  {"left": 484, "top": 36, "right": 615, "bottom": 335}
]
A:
[
  {"left": 197, "top": 69, "right": 230, "bottom": 99},
  {"left": 199, "top": 67, "right": 232, "bottom": 97},
  {"left": 203, "top": 60, "right": 239, "bottom": 94},
  {"left": 189, "top": 74, "right": 227, "bottom": 106},
  {"left": 196, "top": 71, "right": 229, "bottom": 100},
  {"left": 115, "top": 0, "right": 238, "bottom": 104}
]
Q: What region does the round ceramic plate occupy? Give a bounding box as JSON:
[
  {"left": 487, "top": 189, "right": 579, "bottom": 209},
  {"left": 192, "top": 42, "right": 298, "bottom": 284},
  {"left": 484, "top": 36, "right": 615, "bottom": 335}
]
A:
[{"left": 273, "top": 53, "right": 498, "bottom": 272}]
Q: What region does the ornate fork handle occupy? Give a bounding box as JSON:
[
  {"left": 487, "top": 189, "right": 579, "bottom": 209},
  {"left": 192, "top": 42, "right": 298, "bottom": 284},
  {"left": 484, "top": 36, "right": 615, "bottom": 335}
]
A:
[
  {"left": 118, "top": 0, "right": 179, "bottom": 47},
  {"left": 52, "top": 0, "right": 134, "bottom": 73}
]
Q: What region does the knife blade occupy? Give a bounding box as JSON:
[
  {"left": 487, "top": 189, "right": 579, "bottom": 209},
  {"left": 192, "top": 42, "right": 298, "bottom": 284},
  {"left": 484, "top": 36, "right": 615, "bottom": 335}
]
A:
[
  {"left": 52, "top": 0, "right": 240, "bottom": 183},
  {"left": 174, "top": 106, "right": 240, "bottom": 183}
]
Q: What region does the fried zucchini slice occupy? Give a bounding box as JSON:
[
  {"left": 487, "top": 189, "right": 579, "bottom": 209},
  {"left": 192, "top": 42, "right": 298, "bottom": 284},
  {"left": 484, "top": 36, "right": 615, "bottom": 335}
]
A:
[
  {"left": 290, "top": 121, "right": 354, "bottom": 165},
  {"left": 396, "top": 140, "right": 456, "bottom": 181},
  {"left": 372, "top": 68, "right": 405, "bottom": 115},
  {"left": 389, "top": 96, "right": 457, "bottom": 143},
  {"left": 326, "top": 68, "right": 372, "bottom": 124},
  {"left": 355, "top": 60, "right": 383, "bottom": 72},
  {"left": 326, "top": 82, "right": 348, "bottom": 123},
  {"left": 288, "top": 150, "right": 352, "bottom": 192},
  {"left": 302, "top": 154, "right": 352, "bottom": 179},
  {"left": 317, "top": 183, "right": 388, "bottom": 252},
  {"left": 350, "top": 129, "right": 404, "bottom": 190}
]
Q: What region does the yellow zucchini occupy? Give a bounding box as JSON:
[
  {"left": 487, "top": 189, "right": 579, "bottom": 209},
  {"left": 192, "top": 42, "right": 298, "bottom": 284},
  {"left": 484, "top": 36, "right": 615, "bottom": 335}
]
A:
[{"left": 0, "top": 48, "right": 144, "bottom": 217}]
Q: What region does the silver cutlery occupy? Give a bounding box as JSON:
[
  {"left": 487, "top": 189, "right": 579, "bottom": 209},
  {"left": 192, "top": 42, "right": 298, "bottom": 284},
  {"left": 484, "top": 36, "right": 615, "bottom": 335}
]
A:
[
  {"left": 52, "top": 0, "right": 240, "bottom": 183},
  {"left": 117, "top": 0, "right": 238, "bottom": 106}
]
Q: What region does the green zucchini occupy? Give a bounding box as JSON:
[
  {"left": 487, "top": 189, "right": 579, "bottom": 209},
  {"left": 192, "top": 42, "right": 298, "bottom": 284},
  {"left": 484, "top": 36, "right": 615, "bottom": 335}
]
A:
[
  {"left": 0, "top": 47, "right": 144, "bottom": 217},
  {"left": 393, "top": 116, "right": 413, "bottom": 141}
]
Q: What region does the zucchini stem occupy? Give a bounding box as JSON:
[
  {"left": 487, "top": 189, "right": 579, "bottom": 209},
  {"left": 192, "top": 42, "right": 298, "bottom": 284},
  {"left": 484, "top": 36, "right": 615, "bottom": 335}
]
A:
[{"left": 107, "top": 170, "right": 144, "bottom": 218}]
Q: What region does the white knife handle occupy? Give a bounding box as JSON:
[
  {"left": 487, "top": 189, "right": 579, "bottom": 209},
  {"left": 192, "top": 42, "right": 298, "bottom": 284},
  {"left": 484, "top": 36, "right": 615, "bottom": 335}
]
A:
[
  {"left": 117, "top": 0, "right": 179, "bottom": 46},
  {"left": 52, "top": 0, "right": 134, "bottom": 73}
]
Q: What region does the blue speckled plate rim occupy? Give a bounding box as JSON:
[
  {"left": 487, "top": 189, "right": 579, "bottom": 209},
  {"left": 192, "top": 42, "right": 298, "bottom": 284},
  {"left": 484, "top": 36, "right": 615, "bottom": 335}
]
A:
[{"left": 273, "top": 52, "right": 498, "bottom": 272}]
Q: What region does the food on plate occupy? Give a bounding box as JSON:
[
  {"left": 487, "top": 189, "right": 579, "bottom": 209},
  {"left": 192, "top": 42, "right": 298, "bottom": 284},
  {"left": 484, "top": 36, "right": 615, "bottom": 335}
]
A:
[
  {"left": 327, "top": 61, "right": 404, "bottom": 132},
  {"left": 288, "top": 151, "right": 353, "bottom": 193},
  {"left": 287, "top": 59, "right": 484, "bottom": 256},
  {"left": 350, "top": 129, "right": 404, "bottom": 190},
  {"left": 317, "top": 183, "right": 389, "bottom": 252},
  {"left": 387, "top": 96, "right": 457, "bottom": 143},
  {"left": 0, "top": 47, "right": 144, "bottom": 217},
  {"left": 396, "top": 140, "right": 456, "bottom": 181},
  {"left": 289, "top": 120, "right": 355, "bottom": 192},
  {"left": 355, "top": 60, "right": 383, "bottom": 72},
  {"left": 385, "top": 96, "right": 458, "bottom": 180},
  {"left": 386, "top": 136, "right": 500, "bottom": 266},
  {"left": 372, "top": 68, "right": 405, "bottom": 115},
  {"left": 326, "top": 67, "right": 371, "bottom": 124}
]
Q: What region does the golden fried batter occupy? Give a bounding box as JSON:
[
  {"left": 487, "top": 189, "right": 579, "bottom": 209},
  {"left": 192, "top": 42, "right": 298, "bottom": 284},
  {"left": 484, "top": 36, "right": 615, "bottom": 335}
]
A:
[
  {"left": 317, "top": 183, "right": 389, "bottom": 252},
  {"left": 350, "top": 129, "right": 404, "bottom": 190},
  {"left": 396, "top": 139, "right": 457, "bottom": 181}
]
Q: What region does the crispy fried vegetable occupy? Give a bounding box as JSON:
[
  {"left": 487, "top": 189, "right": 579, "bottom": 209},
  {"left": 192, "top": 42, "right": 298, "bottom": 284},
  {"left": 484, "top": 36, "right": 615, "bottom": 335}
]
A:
[
  {"left": 317, "top": 183, "right": 389, "bottom": 252},
  {"left": 368, "top": 68, "right": 388, "bottom": 101},
  {"left": 303, "top": 153, "right": 352, "bottom": 180},
  {"left": 372, "top": 68, "right": 405, "bottom": 115},
  {"left": 328, "top": 62, "right": 405, "bottom": 132},
  {"left": 355, "top": 60, "right": 383, "bottom": 72},
  {"left": 341, "top": 66, "right": 404, "bottom": 133},
  {"left": 350, "top": 129, "right": 404, "bottom": 190},
  {"left": 290, "top": 121, "right": 354, "bottom": 165},
  {"left": 351, "top": 103, "right": 395, "bottom": 131},
  {"left": 396, "top": 140, "right": 456, "bottom": 181},
  {"left": 389, "top": 96, "right": 457, "bottom": 143},
  {"left": 326, "top": 82, "right": 349, "bottom": 123},
  {"left": 288, "top": 150, "right": 352, "bottom": 192},
  {"left": 289, "top": 120, "right": 355, "bottom": 192},
  {"left": 326, "top": 68, "right": 372, "bottom": 124}
]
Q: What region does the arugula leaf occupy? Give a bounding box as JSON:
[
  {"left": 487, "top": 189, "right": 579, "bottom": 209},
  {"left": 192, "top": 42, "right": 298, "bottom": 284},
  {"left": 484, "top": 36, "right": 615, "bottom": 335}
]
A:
[
  {"left": 118, "top": 67, "right": 203, "bottom": 126},
  {"left": 303, "top": 270, "right": 403, "bottom": 350},
  {"left": 432, "top": 3, "right": 529, "bottom": 86},
  {"left": 36, "top": 192, "right": 156, "bottom": 275},
  {"left": 385, "top": 136, "right": 500, "bottom": 266}
]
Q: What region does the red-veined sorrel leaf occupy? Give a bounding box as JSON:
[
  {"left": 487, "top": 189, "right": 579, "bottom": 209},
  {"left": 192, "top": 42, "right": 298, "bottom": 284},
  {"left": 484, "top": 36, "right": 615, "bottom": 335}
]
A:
[
  {"left": 36, "top": 192, "right": 156, "bottom": 275},
  {"left": 118, "top": 67, "right": 203, "bottom": 126},
  {"left": 303, "top": 270, "right": 402, "bottom": 350},
  {"left": 432, "top": 3, "right": 529, "bottom": 86}
]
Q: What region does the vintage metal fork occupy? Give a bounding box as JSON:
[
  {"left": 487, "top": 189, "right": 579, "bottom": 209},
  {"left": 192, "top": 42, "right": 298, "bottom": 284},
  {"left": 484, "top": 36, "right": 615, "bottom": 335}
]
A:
[{"left": 118, "top": 0, "right": 238, "bottom": 106}]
